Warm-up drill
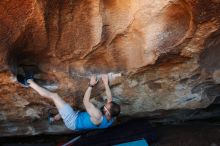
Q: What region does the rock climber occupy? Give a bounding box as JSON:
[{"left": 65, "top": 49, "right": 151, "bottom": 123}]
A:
[{"left": 16, "top": 71, "right": 120, "bottom": 131}]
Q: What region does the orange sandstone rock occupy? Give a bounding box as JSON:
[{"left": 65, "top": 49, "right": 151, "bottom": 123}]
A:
[{"left": 0, "top": 0, "right": 220, "bottom": 136}]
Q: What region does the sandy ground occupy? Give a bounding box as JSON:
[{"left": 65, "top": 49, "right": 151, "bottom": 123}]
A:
[
  {"left": 1, "top": 122, "right": 220, "bottom": 146},
  {"left": 153, "top": 122, "right": 220, "bottom": 146}
]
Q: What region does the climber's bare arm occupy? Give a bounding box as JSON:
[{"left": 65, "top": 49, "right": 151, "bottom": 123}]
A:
[
  {"left": 101, "top": 74, "right": 113, "bottom": 103},
  {"left": 83, "top": 76, "right": 102, "bottom": 125}
]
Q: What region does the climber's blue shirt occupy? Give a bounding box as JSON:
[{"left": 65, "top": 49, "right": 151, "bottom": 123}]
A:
[{"left": 75, "top": 112, "right": 114, "bottom": 131}]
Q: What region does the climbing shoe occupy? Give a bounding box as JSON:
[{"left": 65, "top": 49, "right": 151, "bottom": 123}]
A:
[
  {"left": 16, "top": 74, "right": 30, "bottom": 87},
  {"left": 16, "top": 65, "right": 34, "bottom": 87},
  {"left": 48, "top": 112, "right": 54, "bottom": 125}
]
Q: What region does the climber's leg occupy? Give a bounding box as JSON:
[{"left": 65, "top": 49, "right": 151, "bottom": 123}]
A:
[{"left": 27, "top": 79, "right": 78, "bottom": 130}]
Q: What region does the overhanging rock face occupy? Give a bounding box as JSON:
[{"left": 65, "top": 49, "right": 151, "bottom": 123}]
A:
[{"left": 0, "top": 0, "right": 220, "bottom": 136}]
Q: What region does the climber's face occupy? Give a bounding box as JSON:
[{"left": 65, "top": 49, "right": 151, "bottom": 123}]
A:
[{"left": 103, "top": 103, "right": 111, "bottom": 116}]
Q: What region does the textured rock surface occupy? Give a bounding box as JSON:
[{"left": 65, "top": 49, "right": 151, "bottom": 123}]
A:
[{"left": 0, "top": 0, "right": 220, "bottom": 136}]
